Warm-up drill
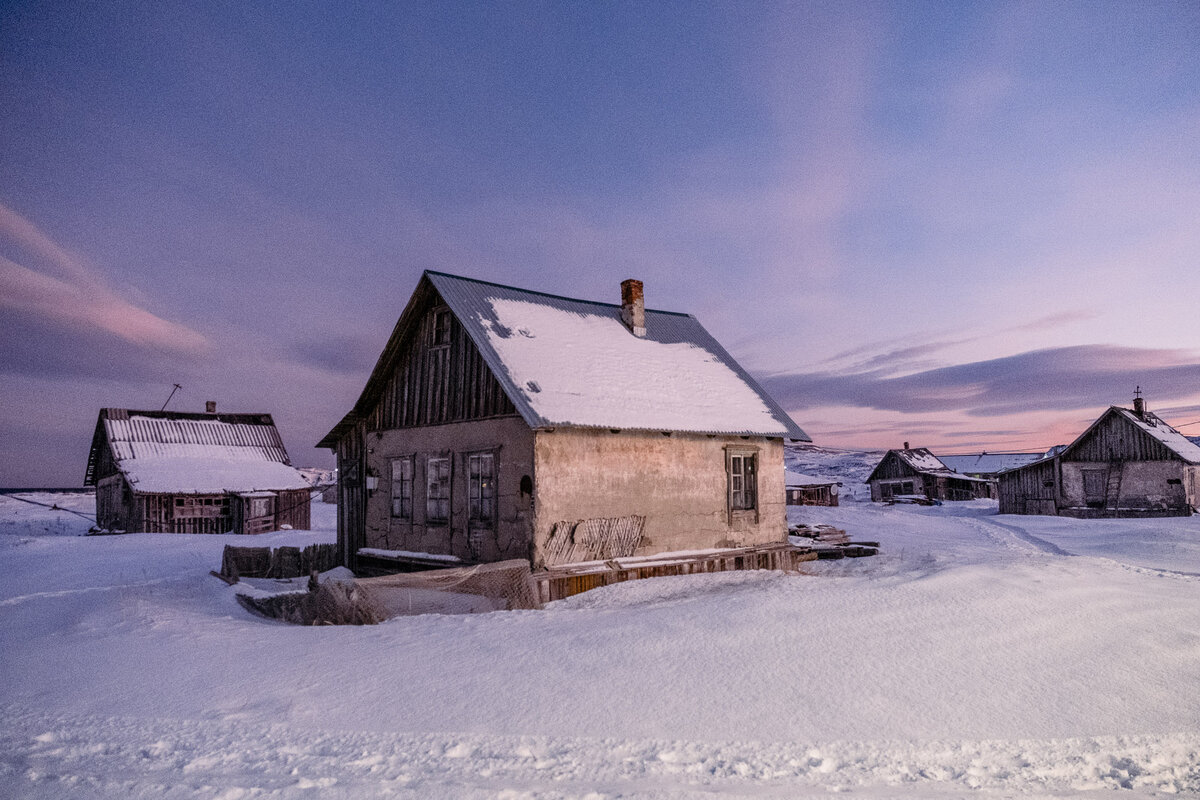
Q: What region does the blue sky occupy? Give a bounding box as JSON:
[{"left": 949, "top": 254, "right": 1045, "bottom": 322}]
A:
[{"left": 2, "top": 1, "right": 1199, "bottom": 484}]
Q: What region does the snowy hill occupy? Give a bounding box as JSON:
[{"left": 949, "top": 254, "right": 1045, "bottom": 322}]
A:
[
  {"left": 2, "top": 455, "right": 1200, "bottom": 797},
  {"left": 784, "top": 443, "right": 883, "bottom": 500}
]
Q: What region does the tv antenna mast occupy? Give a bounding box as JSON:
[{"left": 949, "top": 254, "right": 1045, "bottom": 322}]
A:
[{"left": 160, "top": 383, "right": 182, "bottom": 411}]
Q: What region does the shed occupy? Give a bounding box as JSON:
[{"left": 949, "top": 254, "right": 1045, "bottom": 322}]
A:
[
  {"left": 318, "top": 271, "right": 811, "bottom": 571},
  {"left": 998, "top": 395, "right": 1200, "bottom": 517},
  {"left": 866, "top": 447, "right": 994, "bottom": 502},
  {"left": 85, "top": 407, "right": 312, "bottom": 534},
  {"left": 784, "top": 471, "right": 841, "bottom": 506}
]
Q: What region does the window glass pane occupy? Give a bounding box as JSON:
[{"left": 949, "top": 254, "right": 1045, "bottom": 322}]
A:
[{"left": 427, "top": 457, "right": 450, "bottom": 522}]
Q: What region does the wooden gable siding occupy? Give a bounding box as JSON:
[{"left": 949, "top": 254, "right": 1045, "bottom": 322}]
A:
[
  {"left": 366, "top": 300, "right": 516, "bottom": 431},
  {"left": 998, "top": 459, "right": 1058, "bottom": 514},
  {"left": 336, "top": 420, "right": 367, "bottom": 568},
  {"left": 872, "top": 452, "right": 921, "bottom": 481},
  {"left": 1066, "top": 412, "right": 1179, "bottom": 463}
]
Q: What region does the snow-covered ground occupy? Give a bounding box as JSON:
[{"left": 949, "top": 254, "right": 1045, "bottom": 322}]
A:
[{"left": 2, "top": 458, "right": 1199, "bottom": 798}]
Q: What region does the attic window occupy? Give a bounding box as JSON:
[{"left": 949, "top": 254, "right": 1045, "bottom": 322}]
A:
[{"left": 430, "top": 308, "right": 451, "bottom": 347}]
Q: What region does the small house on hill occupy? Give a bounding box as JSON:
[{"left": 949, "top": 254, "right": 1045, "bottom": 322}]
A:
[
  {"left": 867, "top": 446, "right": 993, "bottom": 502},
  {"left": 998, "top": 395, "right": 1200, "bottom": 517},
  {"left": 785, "top": 471, "right": 841, "bottom": 506},
  {"left": 318, "top": 271, "right": 811, "bottom": 571},
  {"left": 85, "top": 407, "right": 312, "bottom": 534}
]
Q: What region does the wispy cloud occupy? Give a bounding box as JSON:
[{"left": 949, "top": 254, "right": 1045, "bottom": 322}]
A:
[
  {"left": 764, "top": 344, "right": 1200, "bottom": 418},
  {"left": 0, "top": 202, "right": 209, "bottom": 358}
]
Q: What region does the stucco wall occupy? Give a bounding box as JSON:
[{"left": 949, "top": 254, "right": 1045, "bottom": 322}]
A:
[
  {"left": 532, "top": 429, "right": 787, "bottom": 560},
  {"left": 1060, "top": 460, "right": 1193, "bottom": 512},
  {"left": 364, "top": 416, "right": 535, "bottom": 562}
]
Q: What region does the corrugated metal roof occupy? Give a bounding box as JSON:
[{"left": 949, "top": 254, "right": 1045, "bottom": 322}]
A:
[
  {"left": 428, "top": 271, "right": 810, "bottom": 439},
  {"left": 88, "top": 409, "right": 309, "bottom": 494},
  {"left": 938, "top": 453, "right": 1046, "bottom": 475}
]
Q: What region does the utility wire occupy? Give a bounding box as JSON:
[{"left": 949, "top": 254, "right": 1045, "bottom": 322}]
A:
[{"left": 4, "top": 493, "right": 97, "bottom": 522}]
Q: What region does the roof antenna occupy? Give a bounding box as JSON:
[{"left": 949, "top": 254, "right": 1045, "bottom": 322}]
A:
[{"left": 160, "top": 383, "right": 182, "bottom": 411}]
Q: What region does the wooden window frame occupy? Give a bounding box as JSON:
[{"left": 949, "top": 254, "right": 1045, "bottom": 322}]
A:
[
  {"left": 726, "top": 446, "right": 759, "bottom": 521},
  {"left": 466, "top": 451, "right": 497, "bottom": 528},
  {"left": 390, "top": 456, "right": 414, "bottom": 520},
  {"left": 426, "top": 455, "right": 451, "bottom": 525}
]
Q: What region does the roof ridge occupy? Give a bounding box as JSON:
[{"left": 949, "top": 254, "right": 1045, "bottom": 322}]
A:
[{"left": 425, "top": 270, "right": 694, "bottom": 318}]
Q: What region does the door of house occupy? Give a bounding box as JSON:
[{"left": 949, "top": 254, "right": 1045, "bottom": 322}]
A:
[{"left": 1082, "top": 469, "right": 1107, "bottom": 507}]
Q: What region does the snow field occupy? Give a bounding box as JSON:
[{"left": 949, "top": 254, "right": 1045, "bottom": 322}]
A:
[{"left": 1, "top": 480, "right": 1199, "bottom": 797}]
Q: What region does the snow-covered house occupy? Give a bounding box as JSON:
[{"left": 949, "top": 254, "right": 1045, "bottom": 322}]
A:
[
  {"left": 318, "top": 271, "right": 811, "bottom": 570},
  {"left": 784, "top": 471, "right": 841, "bottom": 506},
  {"left": 998, "top": 396, "right": 1200, "bottom": 517},
  {"left": 866, "top": 447, "right": 994, "bottom": 502},
  {"left": 85, "top": 407, "right": 312, "bottom": 534}
]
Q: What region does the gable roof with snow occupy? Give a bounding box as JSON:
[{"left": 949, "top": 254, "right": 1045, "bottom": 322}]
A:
[
  {"left": 866, "top": 448, "right": 956, "bottom": 483},
  {"left": 320, "top": 271, "right": 810, "bottom": 444},
  {"left": 1059, "top": 406, "right": 1200, "bottom": 465},
  {"left": 86, "top": 409, "right": 311, "bottom": 495}
]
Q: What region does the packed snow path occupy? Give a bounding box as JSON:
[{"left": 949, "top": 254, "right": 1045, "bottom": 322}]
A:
[{"left": 1, "top": 492, "right": 1198, "bottom": 797}]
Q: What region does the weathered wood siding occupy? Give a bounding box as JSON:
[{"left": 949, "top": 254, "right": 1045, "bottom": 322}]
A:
[
  {"left": 998, "top": 459, "right": 1058, "bottom": 514},
  {"left": 337, "top": 421, "right": 367, "bottom": 568},
  {"left": 366, "top": 298, "right": 516, "bottom": 431},
  {"left": 1066, "top": 412, "right": 1180, "bottom": 462},
  {"left": 870, "top": 452, "right": 920, "bottom": 481}
]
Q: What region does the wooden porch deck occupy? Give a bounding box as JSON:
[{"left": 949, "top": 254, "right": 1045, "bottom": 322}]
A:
[{"left": 533, "top": 542, "right": 820, "bottom": 603}]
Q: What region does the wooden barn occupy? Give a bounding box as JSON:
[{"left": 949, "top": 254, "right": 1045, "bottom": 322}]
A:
[
  {"left": 85, "top": 407, "right": 312, "bottom": 534},
  {"left": 998, "top": 396, "right": 1200, "bottom": 517},
  {"left": 318, "top": 271, "right": 812, "bottom": 572},
  {"left": 785, "top": 471, "right": 841, "bottom": 506},
  {"left": 866, "top": 446, "right": 993, "bottom": 502}
]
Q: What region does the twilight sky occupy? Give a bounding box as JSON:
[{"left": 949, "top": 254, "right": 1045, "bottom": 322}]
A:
[{"left": 2, "top": 1, "right": 1199, "bottom": 485}]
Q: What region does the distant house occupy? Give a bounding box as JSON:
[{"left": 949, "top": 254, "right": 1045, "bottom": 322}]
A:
[
  {"left": 866, "top": 446, "right": 993, "bottom": 502},
  {"left": 998, "top": 396, "right": 1200, "bottom": 517},
  {"left": 318, "top": 271, "right": 811, "bottom": 571},
  {"left": 785, "top": 471, "right": 841, "bottom": 506},
  {"left": 85, "top": 407, "right": 312, "bottom": 534}
]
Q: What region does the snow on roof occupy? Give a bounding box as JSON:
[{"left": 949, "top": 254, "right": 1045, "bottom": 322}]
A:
[
  {"left": 784, "top": 471, "right": 841, "bottom": 487},
  {"left": 427, "top": 272, "right": 808, "bottom": 438},
  {"left": 1113, "top": 408, "right": 1200, "bottom": 464},
  {"left": 97, "top": 411, "right": 310, "bottom": 494},
  {"left": 938, "top": 453, "right": 1046, "bottom": 475},
  {"left": 896, "top": 448, "right": 950, "bottom": 473}
]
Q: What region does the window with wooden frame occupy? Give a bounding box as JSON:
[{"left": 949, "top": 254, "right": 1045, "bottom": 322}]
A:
[
  {"left": 727, "top": 449, "right": 758, "bottom": 511},
  {"left": 426, "top": 456, "right": 451, "bottom": 523},
  {"left": 467, "top": 452, "right": 496, "bottom": 527},
  {"left": 430, "top": 308, "right": 452, "bottom": 348},
  {"left": 174, "top": 496, "right": 230, "bottom": 519},
  {"left": 390, "top": 456, "right": 413, "bottom": 519}
]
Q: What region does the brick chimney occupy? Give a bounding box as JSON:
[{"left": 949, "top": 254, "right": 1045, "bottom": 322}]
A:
[
  {"left": 1133, "top": 386, "right": 1145, "bottom": 420},
  {"left": 620, "top": 279, "right": 645, "bottom": 337},
  {"left": 205, "top": 400, "right": 217, "bottom": 414},
  {"left": 903, "top": 441, "right": 910, "bottom": 450}
]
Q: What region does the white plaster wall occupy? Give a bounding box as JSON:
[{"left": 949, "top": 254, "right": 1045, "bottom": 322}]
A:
[{"left": 532, "top": 429, "right": 787, "bottom": 559}]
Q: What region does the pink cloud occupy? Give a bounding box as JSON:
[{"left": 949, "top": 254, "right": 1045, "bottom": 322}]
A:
[{"left": 0, "top": 202, "right": 209, "bottom": 355}]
